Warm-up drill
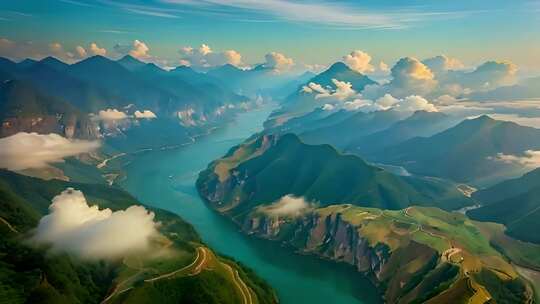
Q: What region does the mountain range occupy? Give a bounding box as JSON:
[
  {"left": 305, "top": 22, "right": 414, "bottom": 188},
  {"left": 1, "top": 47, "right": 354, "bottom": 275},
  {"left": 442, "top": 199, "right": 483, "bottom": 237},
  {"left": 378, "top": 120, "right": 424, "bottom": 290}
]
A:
[
  {"left": 197, "top": 133, "right": 474, "bottom": 218},
  {"left": 469, "top": 167, "right": 540, "bottom": 243},
  {"left": 266, "top": 62, "right": 377, "bottom": 124},
  {"left": 370, "top": 115, "right": 540, "bottom": 184}
]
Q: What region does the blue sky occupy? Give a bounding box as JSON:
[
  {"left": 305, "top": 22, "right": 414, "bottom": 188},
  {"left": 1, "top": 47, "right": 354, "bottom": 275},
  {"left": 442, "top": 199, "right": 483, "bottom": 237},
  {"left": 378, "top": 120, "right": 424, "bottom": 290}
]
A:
[{"left": 1, "top": 0, "right": 539, "bottom": 73}]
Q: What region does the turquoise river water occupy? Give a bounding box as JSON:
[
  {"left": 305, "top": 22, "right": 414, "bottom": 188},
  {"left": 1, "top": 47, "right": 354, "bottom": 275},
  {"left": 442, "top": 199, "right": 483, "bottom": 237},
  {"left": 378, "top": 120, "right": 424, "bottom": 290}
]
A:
[{"left": 120, "top": 105, "right": 381, "bottom": 304}]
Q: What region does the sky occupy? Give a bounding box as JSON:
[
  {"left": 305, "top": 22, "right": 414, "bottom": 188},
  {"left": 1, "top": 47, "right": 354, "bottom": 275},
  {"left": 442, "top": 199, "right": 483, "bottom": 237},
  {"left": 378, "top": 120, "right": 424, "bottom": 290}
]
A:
[{"left": 1, "top": 0, "right": 539, "bottom": 74}]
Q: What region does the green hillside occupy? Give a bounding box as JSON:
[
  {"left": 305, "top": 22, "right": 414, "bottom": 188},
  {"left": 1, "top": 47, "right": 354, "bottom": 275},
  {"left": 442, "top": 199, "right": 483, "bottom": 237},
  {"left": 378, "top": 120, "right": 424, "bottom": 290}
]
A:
[
  {"left": 197, "top": 133, "right": 473, "bottom": 219},
  {"left": 473, "top": 167, "right": 540, "bottom": 204},
  {"left": 0, "top": 170, "right": 277, "bottom": 304},
  {"left": 298, "top": 109, "right": 406, "bottom": 149},
  {"left": 373, "top": 115, "right": 540, "bottom": 184},
  {"left": 244, "top": 204, "right": 536, "bottom": 303},
  {"left": 469, "top": 168, "right": 540, "bottom": 244},
  {"left": 0, "top": 80, "right": 97, "bottom": 139},
  {"left": 347, "top": 111, "right": 458, "bottom": 155}
]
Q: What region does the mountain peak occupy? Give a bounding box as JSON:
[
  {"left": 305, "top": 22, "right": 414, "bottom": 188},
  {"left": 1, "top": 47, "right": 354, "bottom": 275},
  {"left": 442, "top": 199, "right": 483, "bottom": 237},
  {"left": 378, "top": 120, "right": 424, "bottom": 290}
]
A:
[
  {"left": 79, "top": 55, "right": 112, "bottom": 65},
  {"left": 408, "top": 110, "right": 447, "bottom": 121},
  {"left": 468, "top": 114, "right": 496, "bottom": 124},
  {"left": 17, "top": 58, "right": 37, "bottom": 69},
  {"left": 325, "top": 62, "right": 352, "bottom": 73},
  {"left": 39, "top": 56, "right": 69, "bottom": 70},
  {"left": 117, "top": 55, "right": 146, "bottom": 71}
]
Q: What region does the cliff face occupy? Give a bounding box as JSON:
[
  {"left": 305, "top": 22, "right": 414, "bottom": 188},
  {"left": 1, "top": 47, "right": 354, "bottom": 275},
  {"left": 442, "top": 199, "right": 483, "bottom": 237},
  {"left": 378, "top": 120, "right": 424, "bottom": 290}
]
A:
[
  {"left": 0, "top": 114, "right": 99, "bottom": 139},
  {"left": 197, "top": 134, "right": 536, "bottom": 303},
  {"left": 243, "top": 212, "right": 445, "bottom": 303}
]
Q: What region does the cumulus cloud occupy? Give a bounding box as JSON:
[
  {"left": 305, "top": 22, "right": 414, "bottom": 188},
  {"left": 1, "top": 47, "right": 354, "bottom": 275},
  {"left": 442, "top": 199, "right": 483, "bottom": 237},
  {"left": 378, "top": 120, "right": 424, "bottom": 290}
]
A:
[
  {"left": 114, "top": 40, "right": 151, "bottom": 60},
  {"left": 32, "top": 188, "right": 158, "bottom": 259},
  {"left": 363, "top": 57, "right": 437, "bottom": 99},
  {"left": 434, "top": 94, "right": 458, "bottom": 105},
  {"left": 342, "top": 50, "right": 374, "bottom": 74},
  {"left": 423, "top": 55, "right": 464, "bottom": 73},
  {"left": 264, "top": 51, "right": 294, "bottom": 72},
  {"left": 315, "top": 79, "right": 358, "bottom": 101},
  {"left": 303, "top": 79, "right": 359, "bottom": 102},
  {"left": 460, "top": 61, "right": 517, "bottom": 90},
  {"left": 435, "top": 60, "right": 518, "bottom": 95},
  {"left": 376, "top": 93, "right": 400, "bottom": 108},
  {"left": 257, "top": 195, "right": 313, "bottom": 217},
  {"left": 0, "top": 38, "right": 42, "bottom": 60},
  {"left": 343, "top": 98, "right": 384, "bottom": 112},
  {"left": 342, "top": 94, "right": 437, "bottom": 113},
  {"left": 129, "top": 39, "right": 149, "bottom": 59},
  {"left": 389, "top": 57, "right": 436, "bottom": 93},
  {"left": 398, "top": 95, "right": 438, "bottom": 112},
  {"left": 379, "top": 61, "right": 390, "bottom": 73},
  {"left": 489, "top": 150, "right": 540, "bottom": 169},
  {"left": 73, "top": 42, "right": 106, "bottom": 59},
  {"left": 301, "top": 82, "right": 329, "bottom": 95},
  {"left": 134, "top": 110, "right": 157, "bottom": 119},
  {"left": 47, "top": 42, "right": 77, "bottom": 61},
  {"left": 96, "top": 109, "right": 129, "bottom": 121},
  {"left": 322, "top": 103, "right": 335, "bottom": 111},
  {"left": 178, "top": 44, "right": 243, "bottom": 68},
  {"left": 89, "top": 42, "right": 107, "bottom": 56},
  {"left": 75, "top": 45, "right": 87, "bottom": 58},
  {"left": 0, "top": 133, "right": 100, "bottom": 171}
]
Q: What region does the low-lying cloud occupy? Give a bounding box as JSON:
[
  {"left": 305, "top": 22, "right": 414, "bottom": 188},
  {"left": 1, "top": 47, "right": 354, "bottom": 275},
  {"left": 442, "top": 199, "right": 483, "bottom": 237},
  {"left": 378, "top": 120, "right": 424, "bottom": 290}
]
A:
[
  {"left": 489, "top": 150, "right": 540, "bottom": 169},
  {"left": 257, "top": 195, "right": 313, "bottom": 217},
  {"left": 342, "top": 50, "right": 374, "bottom": 74},
  {"left": 0, "top": 132, "right": 100, "bottom": 171},
  {"left": 134, "top": 110, "right": 157, "bottom": 119},
  {"left": 179, "top": 44, "right": 243, "bottom": 68},
  {"left": 96, "top": 108, "right": 129, "bottom": 121},
  {"left": 32, "top": 188, "right": 158, "bottom": 259},
  {"left": 264, "top": 51, "right": 294, "bottom": 72}
]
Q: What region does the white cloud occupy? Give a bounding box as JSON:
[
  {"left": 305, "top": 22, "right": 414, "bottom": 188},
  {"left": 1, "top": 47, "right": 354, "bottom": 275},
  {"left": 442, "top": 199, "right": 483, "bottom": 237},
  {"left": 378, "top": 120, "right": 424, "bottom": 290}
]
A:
[
  {"left": 301, "top": 82, "right": 329, "bottom": 95},
  {"left": 375, "top": 93, "right": 400, "bottom": 108},
  {"left": 461, "top": 61, "right": 517, "bottom": 90},
  {"left": 89, "top": 42, "right": 107, "bottom": 56},
  {"left": 75, "top": 45, "right": 87, "bottom": 58},
  {"left": 342, "top": 50, "right": 374, "bottom": 74},
  {"left": 114, "top": 40, "right": 151, "bottom": 60},
  {"left": 0, "top": 133, "right": 100, "bottom": 171},
  {"left": 32, "top": 188, "right": 158, "bottom": 259},
  {"left": 48, "top": 42, "right": 76, "bottom": 61},
  {"left": 363, "top": 57, "right": 437, "bottom": 99},
  {"left": 322, "top": 103, "right": 335, "bottom": 111},
  {"left": 488, "top": 113, "right": 540, "bottom": 129},
  {"left": 312, "top": 79, "right": 358, "bottom": 101},
  {"left": 73, "top": 43, "right": 106, "bottom": 59},
  {"left": 257, "top": 195, "right": 313, "bottom": 217},
  {"left": 178, "top": 44, "right": 243, "bottom": 68},
  {"left": 397, "top": 95, "right": 438, "bottom": 112},
  {"left": 134, "top": 110, "right": 157, "bottom": 119},
  {"left": 434, "top": 94, "right": 458, "bottom": 105},
  {"left": 96, "top": 109, "right": 129, "bottom": 121},
  {"left": 343, "top": 98, "right": 383, "bottom": 112},
  {"left": 129, "top": 39, "right": 150, "bottom": 59},
  {"left": 423, "top": 55, "right": 464, "bottom": 73},
  {"left": 264, "top": 51, "right": 294, "bottom": 71},
  {"left": 489, "top": 150, "right": 540, "bottom": 169},
  {"left": 342, "top": 94, "right": 437, "bottom": 113},
  {"left": 379, "top": 61, "right": 390, "bottom": 73}
]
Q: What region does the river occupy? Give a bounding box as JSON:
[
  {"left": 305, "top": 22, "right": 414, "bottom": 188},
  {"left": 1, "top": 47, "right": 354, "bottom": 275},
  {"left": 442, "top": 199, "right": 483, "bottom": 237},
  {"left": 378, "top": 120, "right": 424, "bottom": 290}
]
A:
[{"left": 120, "top": 104, "right": 381, "bottom": 304}]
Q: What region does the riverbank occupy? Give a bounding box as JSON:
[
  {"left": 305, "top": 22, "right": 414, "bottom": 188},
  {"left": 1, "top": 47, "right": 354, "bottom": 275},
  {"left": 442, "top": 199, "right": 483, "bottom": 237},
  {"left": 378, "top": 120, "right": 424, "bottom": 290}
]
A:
[{"left": 119, "top": 104, "right": 381, "bottom": 304}]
